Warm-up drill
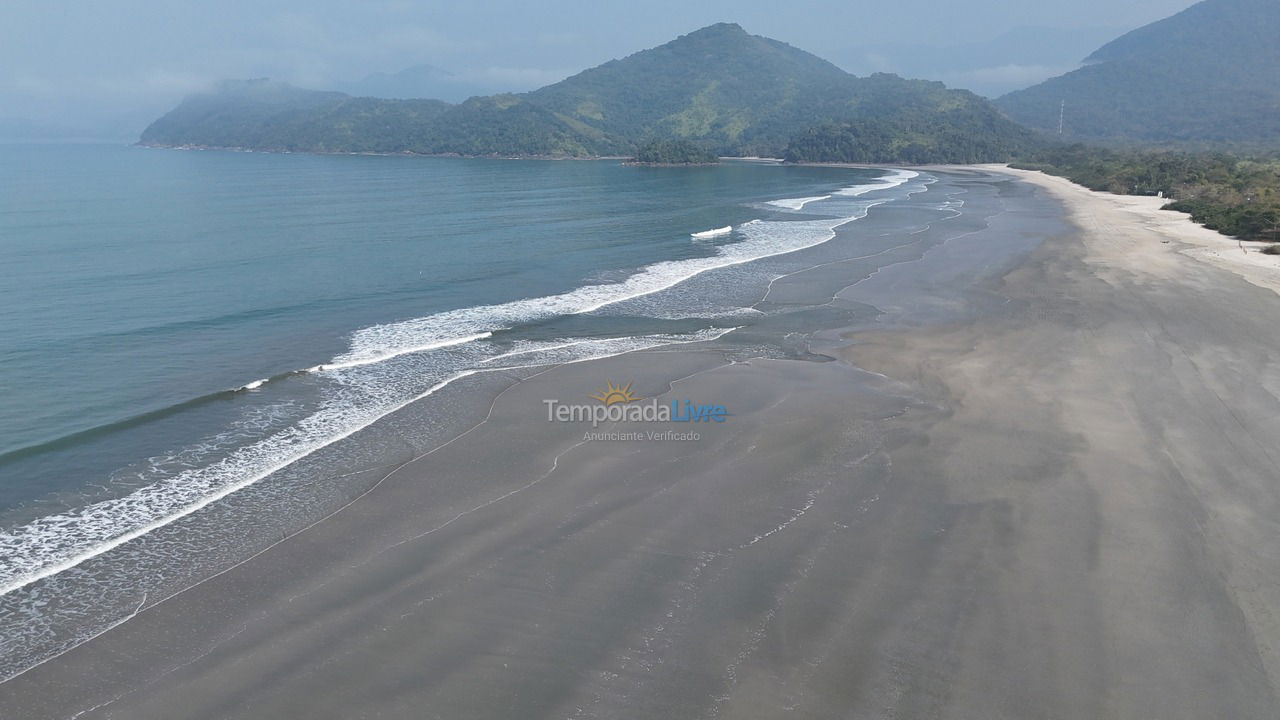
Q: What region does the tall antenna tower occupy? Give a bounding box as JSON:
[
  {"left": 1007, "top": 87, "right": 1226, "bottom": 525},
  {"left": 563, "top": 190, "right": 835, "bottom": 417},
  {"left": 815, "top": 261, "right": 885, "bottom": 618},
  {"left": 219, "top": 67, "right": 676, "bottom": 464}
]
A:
[{"left": 1058, "top": 100, "right": 1065, "bottom": 136}]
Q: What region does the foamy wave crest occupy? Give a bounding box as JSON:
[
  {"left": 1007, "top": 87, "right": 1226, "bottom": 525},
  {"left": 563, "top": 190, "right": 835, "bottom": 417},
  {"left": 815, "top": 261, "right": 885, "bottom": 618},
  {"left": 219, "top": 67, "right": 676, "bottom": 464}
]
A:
[
  {"left": 313, "top": 332, "right": 493, "bottom": 372},
  {"left": 691, "top": 226, "right": 733, "bottom": 239},
  {"left": 336, "top": 211, "right": 866, "bottom": 370},
  {"left": 594, "top": 205, "right": 883, "bottom": 321},
  {"left": 0, "top": 326, "right": 732, "bottom": 598},
  {"left": 483, "top": 328, "right": 736, "bottom": 368},
  {"left": 766, "top": 195, "right": 831, "bottom": 211},
  {"left": 835, "top": 169, "right": 919, "bottom": 197},
  {"left": 0, "top": 174, "right": 900, "bottom": 599}
]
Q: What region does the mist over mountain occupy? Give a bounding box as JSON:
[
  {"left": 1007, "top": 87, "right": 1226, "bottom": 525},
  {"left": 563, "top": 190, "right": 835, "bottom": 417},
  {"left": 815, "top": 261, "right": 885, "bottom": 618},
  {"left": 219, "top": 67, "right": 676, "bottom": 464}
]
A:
[
  {"left": 139, "top": 79, "right": 447, "bottom": 153},
  {"left": 846, "top": 25, "right": 1129, "bottom": 98},
  {"left": 329, "top": 64, "right": 496, "bottom": 104},
  {"left": 140, "top": 23, "right": 1038, "bottom": 162},
  {"left": 996, "top": 0, "right": 1280, "bottom": 145}
]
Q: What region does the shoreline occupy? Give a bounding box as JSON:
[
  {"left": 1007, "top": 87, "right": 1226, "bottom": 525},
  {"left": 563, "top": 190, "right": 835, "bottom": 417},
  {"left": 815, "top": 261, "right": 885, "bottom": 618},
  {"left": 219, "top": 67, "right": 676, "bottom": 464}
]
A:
[
  {"left": 0, "top": 160, "right": 919, "bottom": 681},
  {"left": 135, "top": 142, "right": 635, "bottom": 161},
  {"left": 6, "top": 167, "right": 1280, "bottom": 718},
  {"left": 840, "top": 163, "right": 1280, "bottom": 717},
  {"left": 978, "top": 164, "right": 1280, "bottom": 297},
  {"left": 0, "top": 167, "right": 1020, "bottom": 715}
]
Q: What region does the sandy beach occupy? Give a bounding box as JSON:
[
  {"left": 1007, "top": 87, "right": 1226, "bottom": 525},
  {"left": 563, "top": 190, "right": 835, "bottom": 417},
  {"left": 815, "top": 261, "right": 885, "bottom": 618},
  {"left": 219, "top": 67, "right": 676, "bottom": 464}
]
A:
[
  {"left": 4, "top": 167, "right": 1280, "bottom": 719},
  {"left": 987, "top": 165, "right": 1280, "bottom": 297}
]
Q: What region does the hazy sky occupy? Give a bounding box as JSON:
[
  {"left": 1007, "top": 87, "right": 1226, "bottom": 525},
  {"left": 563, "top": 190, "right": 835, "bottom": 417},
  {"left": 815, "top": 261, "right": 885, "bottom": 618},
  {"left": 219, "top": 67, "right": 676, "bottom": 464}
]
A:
[{"left": 1, "top": 0, "right": 1199, "bottom": 138}]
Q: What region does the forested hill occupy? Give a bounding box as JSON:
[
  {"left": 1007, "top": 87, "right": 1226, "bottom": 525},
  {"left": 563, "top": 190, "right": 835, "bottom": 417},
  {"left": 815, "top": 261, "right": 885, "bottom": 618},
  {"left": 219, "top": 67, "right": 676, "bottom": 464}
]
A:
[
  {"left": 140, "top": 23, "right": 1039, "bottom": 163},
  {"left": 996, "top": 0, "right": 1280, "bottom": 146}
]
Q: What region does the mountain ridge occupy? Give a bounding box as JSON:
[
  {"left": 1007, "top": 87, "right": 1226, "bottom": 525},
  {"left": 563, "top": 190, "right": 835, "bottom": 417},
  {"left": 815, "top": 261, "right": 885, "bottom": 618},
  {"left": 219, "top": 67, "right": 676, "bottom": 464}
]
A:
[
  {"left": 996, "top": 0, "right": 1280, "bottom": 145},
  {"left": 140, "top": 23, "right": 1039, "bottom": 162}
]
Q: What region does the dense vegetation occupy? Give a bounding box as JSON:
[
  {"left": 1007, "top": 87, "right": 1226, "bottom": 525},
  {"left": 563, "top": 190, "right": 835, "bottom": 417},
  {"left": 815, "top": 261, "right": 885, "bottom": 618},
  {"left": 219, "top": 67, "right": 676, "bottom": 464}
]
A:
[
  {"left": 632, "top": 139, "right": 718, "bottom": 165},
  {"left": 141, "top": 24, "right": 1037, "bottom": 162},
  {"left": 1013, "top": 145, "right": 1280, "bottom": 242},
  {"left": 140, "top": 81, "right": 602, "bottom": 156},
  {"left": 139, "top": 80, "right": 453, "bottom": 152},
  {"left": 997, "top": 0, "right": 1280, "bottom": 146},
  {"left": 785, "top": 110, "right": 1039, "bottom": 165}
]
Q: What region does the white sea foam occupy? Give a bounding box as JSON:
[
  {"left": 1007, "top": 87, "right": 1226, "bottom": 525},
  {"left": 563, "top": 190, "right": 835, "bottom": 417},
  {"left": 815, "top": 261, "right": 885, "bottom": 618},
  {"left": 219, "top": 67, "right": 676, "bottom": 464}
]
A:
[
  {"left": 762, "top": 170, "right": 916, "bottom": 213},
  {"left": 0, "top": 328, "right": 731, "bottom": 598},
  {"left": 237, "top": 379, "right": 268, "bottom": 392},
  {"left": 766, "top": 195, "right": 831, "bottom": 211},
  {"left": 480, "top": 338, "right": 600, "bottom": 364},
  {"left": 691, "top": 226, "right": 733, "bottom": 239},
  {"left": 484, "top": 328, "right": 736, "bottom": 369},
  {"left": 835, "top": 169, "right": 919, "bottom": 197},
  {"left": 0, "top": 169, "right": 911, "bottom": 600},
  {"left": 315, "top": 332, "right": 493, "bottom": 372},
  {"left": 337, "top": 212, "right": 866, "bottom": 370}
]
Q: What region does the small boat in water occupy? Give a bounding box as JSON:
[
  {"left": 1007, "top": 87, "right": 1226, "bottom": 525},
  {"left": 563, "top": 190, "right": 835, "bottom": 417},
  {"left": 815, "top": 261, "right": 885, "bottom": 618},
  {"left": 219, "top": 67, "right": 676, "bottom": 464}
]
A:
[{"left": 691, "top": 226, "right": 733, "bottom": 239}]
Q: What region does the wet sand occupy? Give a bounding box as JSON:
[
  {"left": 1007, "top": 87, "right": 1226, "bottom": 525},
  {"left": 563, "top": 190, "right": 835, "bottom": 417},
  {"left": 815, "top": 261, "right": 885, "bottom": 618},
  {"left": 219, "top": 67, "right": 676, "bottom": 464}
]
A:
[{"left": 4, "top": 168, "right": 1280, "bottom": 718}]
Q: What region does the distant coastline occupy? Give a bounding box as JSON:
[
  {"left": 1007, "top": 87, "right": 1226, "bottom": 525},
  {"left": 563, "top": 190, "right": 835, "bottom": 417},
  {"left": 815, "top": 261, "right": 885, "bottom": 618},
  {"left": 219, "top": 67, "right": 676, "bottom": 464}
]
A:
[
  {"left": 136, "top": 142, "right": 633, "bottom": 161},
  {"left": 137, "top": 141, "right": 761, "bottom": 164},
  {"left": 621, "top": 161, "right": 722, "bottom": 167}
]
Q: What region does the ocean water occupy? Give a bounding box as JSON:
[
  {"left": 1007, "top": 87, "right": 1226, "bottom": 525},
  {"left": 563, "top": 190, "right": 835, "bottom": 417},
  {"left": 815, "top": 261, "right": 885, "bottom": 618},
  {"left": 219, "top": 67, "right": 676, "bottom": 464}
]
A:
[{"left": 0, "top": 144, "right": 937, "bottom": 678}]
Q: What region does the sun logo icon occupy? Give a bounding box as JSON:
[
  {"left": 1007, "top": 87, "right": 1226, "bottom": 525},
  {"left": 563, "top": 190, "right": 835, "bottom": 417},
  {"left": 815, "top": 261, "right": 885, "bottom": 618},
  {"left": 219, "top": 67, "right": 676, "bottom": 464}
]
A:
[{"left": 590, "top": 381, "right": 640, "bottom": 406}]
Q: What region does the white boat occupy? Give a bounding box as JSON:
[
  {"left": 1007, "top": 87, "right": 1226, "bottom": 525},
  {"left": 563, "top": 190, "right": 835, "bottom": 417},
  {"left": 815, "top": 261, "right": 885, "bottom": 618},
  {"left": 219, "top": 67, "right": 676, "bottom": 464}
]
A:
[{"left": 691, "top": 226, "right": 733, "bottom": 239}]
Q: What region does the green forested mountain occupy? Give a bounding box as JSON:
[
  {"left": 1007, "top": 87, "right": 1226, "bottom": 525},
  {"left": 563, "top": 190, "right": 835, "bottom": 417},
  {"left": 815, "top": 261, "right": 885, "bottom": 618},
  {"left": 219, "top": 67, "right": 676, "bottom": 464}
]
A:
[
  {"left": 784, "top": 73, "right": 1043, "bottom": 164},
  {"left": 141, "top": 23, "right": 1037, "bottom": 161},
  {"left": 420, "top": 95, "right": 612, "bottom": 157},
  {"left": 996, "top": 0, "right": 1280, "bottom": 145},
  {"left": 140, "top": 79, "right": 454, "bottom": 153},
  {"left": 525, "top": 23, "right": 1037, "bottom": 160},
  {"left": 525, "top": 22, "right": 851, "bottom": 157}
]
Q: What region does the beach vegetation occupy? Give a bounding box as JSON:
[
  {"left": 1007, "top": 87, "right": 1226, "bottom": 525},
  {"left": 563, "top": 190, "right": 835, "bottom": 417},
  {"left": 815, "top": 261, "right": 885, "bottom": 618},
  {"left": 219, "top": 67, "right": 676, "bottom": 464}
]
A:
[
  {"left": 783, "top": 112, "right": 1039, "bottom": 165},
  {"left": 1013, "top": 145, "right": 1280, "bottom": 241}
]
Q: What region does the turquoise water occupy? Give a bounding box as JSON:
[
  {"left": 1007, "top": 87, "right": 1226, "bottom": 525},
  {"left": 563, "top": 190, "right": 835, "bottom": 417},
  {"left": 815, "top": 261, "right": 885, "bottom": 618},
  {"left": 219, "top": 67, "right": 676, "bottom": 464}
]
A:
[{"left": 0, "top": 144, "right": 932, "bottom": 677}]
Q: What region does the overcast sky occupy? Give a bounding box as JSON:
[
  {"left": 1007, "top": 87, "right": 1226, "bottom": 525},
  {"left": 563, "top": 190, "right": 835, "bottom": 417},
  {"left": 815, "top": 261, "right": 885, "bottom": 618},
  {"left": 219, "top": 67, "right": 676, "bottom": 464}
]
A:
[{"left": 1, "top": 0, "right": 1199, "bottom": 139}]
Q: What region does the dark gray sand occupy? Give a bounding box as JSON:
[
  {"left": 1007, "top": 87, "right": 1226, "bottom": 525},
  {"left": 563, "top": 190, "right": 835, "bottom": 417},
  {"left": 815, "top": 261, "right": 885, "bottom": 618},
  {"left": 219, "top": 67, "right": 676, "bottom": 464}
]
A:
[{"left": 4, "top": 170, "right": 1280, "bottom": 719}]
